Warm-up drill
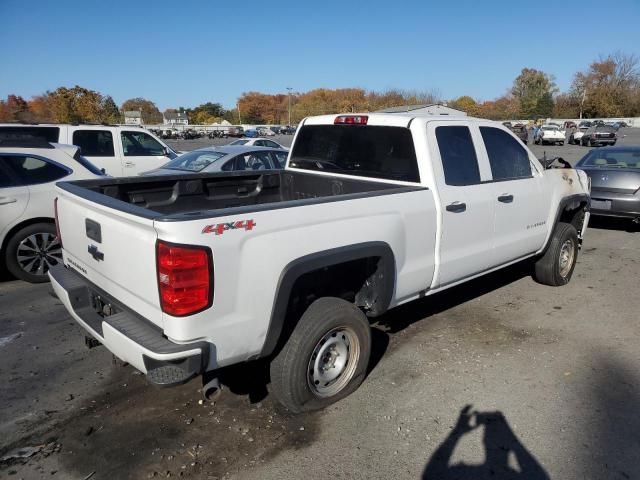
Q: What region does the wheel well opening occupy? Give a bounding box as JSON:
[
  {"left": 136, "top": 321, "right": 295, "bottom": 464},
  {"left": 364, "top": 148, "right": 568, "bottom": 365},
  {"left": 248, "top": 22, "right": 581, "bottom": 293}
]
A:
[
  {"left": 275, "top": 256, "right": 386, "bottom": 355},
  {"left": 1, "top": 217, "right": 55, "bottom": 253},
  {"left": 559, "top": 201, "right": 588, "bottom": 236}
]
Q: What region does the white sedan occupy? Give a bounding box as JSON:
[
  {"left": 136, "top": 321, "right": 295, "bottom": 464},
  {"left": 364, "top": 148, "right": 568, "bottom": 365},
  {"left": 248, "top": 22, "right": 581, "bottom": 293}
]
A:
[
  {"left": 0, "top": 140, "right": 103, "bottom": 282},
  {"left": 534, "top": 125, "right": 565, "bottom": 146},
  {"left": 228, "top": 138, "right": 287, "bottom": 149}
]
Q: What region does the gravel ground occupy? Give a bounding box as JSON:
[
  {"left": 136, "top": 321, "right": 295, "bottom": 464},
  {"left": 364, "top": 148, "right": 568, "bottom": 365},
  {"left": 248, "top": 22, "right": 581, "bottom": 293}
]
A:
[{"left": 1, "top": 128, "right": 639, "bottom": 480}]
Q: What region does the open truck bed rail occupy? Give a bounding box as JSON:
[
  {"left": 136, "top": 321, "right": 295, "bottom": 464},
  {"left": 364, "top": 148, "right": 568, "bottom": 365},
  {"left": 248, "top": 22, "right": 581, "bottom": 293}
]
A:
[{"left": 57, "top": 170, "right": 426, "bottom": 221}]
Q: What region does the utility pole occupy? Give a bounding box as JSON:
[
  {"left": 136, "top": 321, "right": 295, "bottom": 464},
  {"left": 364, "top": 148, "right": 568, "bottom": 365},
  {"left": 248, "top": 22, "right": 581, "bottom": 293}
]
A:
[
  {"left": 286, "top": 87, "right": 293, "bottom": 126},
  {"left": 237, "top": 103, "right": 242, "bottom": 124},
  {"left": 579, "top": 89, "right": 586, "bottom": 120}
]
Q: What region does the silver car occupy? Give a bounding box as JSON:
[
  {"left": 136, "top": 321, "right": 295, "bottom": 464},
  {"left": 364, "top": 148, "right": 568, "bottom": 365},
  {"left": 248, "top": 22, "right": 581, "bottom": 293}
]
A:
[{"left": 142, "top": 145, "right": 288, "bottom": 176}]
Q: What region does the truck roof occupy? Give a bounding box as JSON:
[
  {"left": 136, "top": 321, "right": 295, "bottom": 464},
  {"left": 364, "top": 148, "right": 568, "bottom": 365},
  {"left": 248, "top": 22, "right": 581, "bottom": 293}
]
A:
[{"left": 303, "top": 112, "right": 477, "bottom": 128}]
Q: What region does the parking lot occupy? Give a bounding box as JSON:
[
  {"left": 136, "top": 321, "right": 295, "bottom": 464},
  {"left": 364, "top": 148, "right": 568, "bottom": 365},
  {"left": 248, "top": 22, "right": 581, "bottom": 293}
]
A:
[{"left": 1, "top": 129, "right": 639, "bottom": 480}]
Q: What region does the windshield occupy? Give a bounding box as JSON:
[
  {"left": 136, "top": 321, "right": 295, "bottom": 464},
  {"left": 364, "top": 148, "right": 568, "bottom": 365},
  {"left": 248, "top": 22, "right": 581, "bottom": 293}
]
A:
[
  {"left": 162, "top": 150, "right": 226, "bottom": 172},
  {"left": 289, "top": 125, "right": 420, "bottom": 182},
  {"left": 230, "top": 140, "right": 248, "bottom": 145},
  {"left": 579, "top": 150, "right": 640, "bottom": 169}
]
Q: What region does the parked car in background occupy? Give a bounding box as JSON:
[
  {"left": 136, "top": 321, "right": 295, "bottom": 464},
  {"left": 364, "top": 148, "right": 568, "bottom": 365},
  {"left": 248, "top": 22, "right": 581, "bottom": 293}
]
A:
[
  {"left": 614, "top": 121, "right": 629, "bottom": 128},
  {"left": 183, "top": 129, "right": 200, "bottom": 140},
  {"left": 575, "top": 146, "right": 640, "bottom": 224},
  {"left": 581, "top": 125, "right": 617, "bottom": 147},
  {"left": 563, "top": 121, "right": 577, "bottom": 130},
  {"left": 534, "top": 125, "right": 565, "bottom": 145},
  {"left": 270, "top": 126, "right": 282, "bottom": 135},
  {"left": 578, "top": 121, "right": 593, "bottom": 128},
  {"left": 569, "top": 125, "right": 590, "bottom": 145},
  {"left": 142, "top": 145, "right": 288, "bottom": 175},
  {"left": 244, "top": 129, "right": 259, "bottom": 138},
  {"left": 510, "top": 123, "right": 528, "bottom": 145},
  {"left": 227, "top": 126, "right": 245, "bottom": 137},
  {"left": 0, "top": 123, "right": 178, "bottom": 176},
  {"left": 228, "top": 137, "right": 287, "bottom": 149},
  {"left": 257, "top": 127, "right": 276, "bottom": 136},
  {"left": 0, "top": 139, "right": 104, "bottom": 282},
  {"left": 280, "top": 126, "right": 296, "bottom": 135}
]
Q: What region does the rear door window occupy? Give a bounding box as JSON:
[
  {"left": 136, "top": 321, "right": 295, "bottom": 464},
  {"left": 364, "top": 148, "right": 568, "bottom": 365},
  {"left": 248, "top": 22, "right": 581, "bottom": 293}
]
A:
[
  {"left": 479, "top": 127, "right": 532, "bottom": 180},
  {"left": 435, "top": 126, "right": 481, "bottom": 186},
  {"left": 72, "top": 130, "right": 115, "bottom": 157},
  {"left": 290, "top": 125, "right": 420, "bottom": 182},
  {"left": 0, "top": 155, "right": 70, "bottom": 186},
  {"left": 121, "top": 131, "right": 165, "bottom": 156}
]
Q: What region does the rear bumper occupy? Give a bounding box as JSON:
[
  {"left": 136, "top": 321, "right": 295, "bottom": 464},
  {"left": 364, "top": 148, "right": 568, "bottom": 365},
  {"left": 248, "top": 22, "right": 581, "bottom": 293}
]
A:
[
  {"left": 49, "top": 264, "right": 209, "bottom": 386},
  {"left": 591, "top": 138, "right": 617, "bottom": 144},
  {"left": 590, "top": 190, "right": 640, "bottom": 218}
]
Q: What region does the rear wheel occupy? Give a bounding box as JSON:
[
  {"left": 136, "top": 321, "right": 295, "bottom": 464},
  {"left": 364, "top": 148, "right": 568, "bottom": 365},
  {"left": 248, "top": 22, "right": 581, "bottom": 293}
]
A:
[
  {"left": 269, "top": 297, "right": 371, "bottom": 413},
  {"left": 533, "top": 222, "right": 578, "bottom": 286},
  {"left": 4, "top": 223, "right": 61, "bottom": 283}
]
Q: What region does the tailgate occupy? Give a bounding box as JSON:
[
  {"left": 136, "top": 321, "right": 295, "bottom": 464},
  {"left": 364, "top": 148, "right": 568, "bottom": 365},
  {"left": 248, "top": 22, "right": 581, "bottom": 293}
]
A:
[{"left": 55, "top": 188, "right": 163, "bottom": 327}]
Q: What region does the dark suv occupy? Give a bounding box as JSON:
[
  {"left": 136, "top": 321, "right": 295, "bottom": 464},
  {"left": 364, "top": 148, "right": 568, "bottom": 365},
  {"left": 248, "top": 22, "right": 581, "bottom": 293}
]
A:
[{"left": 581, "top": 126, "right": 617, "bottom": 147}]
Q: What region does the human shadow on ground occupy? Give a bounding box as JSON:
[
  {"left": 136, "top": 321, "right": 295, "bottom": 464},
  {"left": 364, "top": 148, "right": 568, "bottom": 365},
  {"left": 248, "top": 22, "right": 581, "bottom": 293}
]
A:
[{"left": 422, "top": 405, "right": 550, "bottom": 480}]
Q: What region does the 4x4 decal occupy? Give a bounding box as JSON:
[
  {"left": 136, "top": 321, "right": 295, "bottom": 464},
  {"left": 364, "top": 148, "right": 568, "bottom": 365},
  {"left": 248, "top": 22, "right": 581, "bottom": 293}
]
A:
[{"left": 202, "top": 220, "right": 256, "bottom": 235}]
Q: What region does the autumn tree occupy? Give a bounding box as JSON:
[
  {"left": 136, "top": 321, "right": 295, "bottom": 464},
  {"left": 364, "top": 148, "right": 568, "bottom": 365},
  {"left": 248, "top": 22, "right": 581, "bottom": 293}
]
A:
[
  {"left": 0, "top": 95, "right": 29, "bottom": 122},
  {"left": 121, "top": 97, "right": 163, "bottom": 124},
  {"left": 511, "top": 68, "right": 557, "bottom": 118},
  {"left": 189, "top": 102, "right": 226, "bottom": 124},
  {"left": 570, "top": 52, "right": 640, "bottom": 118},
  {"left": 449, "top": 95, "right": 481, "bottom": 116}
]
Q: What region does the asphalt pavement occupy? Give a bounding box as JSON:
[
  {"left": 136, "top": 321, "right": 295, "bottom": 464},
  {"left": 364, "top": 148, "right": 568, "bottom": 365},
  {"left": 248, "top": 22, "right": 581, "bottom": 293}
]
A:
[{"left": 1, "top": 128, "right": 639, "bottom": 479}]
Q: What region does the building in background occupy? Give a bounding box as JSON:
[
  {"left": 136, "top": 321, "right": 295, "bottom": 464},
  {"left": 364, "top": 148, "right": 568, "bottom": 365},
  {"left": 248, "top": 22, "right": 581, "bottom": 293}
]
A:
[
  {"left": 123, "top": 110, "right": 143, "bottom": 125},
  {"left": 163, "top": 111, "right": 189, "bottom": 126}
]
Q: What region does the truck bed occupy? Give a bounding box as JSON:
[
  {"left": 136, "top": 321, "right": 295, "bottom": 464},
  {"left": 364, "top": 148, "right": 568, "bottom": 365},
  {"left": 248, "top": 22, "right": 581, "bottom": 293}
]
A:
[{"left": 58, "top": 170, "right": 425, "bottom": 221}]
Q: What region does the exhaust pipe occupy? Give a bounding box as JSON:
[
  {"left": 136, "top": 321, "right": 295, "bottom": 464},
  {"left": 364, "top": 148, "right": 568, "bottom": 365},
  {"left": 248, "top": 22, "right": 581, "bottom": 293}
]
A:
[{"left": 202, "top": 376, "right": 222, "bottom": 401}]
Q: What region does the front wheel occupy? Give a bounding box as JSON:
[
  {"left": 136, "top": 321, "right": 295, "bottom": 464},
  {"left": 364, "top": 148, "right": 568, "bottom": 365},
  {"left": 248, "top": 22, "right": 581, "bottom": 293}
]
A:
[
  {"left": 4, "top": 223, "right": 61, "bottom": 283},
  {"left": 533, "top": 222, "right": 578, "bottom": 286},
  {"left": 269, "top": 297, "right": 371, "bottom": 413}
]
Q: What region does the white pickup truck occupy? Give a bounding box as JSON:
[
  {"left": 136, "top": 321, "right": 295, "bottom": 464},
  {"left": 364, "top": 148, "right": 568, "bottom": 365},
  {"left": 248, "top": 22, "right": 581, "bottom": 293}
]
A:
[{"left": 49, "top": 113, "right": 591, "bottom": 412}]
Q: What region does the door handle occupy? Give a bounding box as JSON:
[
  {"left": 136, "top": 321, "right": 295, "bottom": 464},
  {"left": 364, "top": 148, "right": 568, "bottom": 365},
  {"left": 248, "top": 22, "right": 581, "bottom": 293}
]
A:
[
  {"left": 0, "top": 197, "right": 17, "bottom": 205},
  {"left": 124, "top": 162, "right": 135, "bottom": 167},
  {"left": 498, "top": 194, "right": 514, "bottom": 203},
  {"left": 446, "top": 201, "right": 467, "bottom": 213}
]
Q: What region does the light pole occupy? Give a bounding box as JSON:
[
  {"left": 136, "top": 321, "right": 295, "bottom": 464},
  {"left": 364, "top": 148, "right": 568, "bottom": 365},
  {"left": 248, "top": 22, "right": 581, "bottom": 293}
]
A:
[
  {"left": 579, "top": 89, "right": 586, "bottom": 120},
  {"left": 286, "top": 87, "right": 292, "bottom": 126},
  {"left": 237, "top": 103, "right": 242, "bottom": 124}
]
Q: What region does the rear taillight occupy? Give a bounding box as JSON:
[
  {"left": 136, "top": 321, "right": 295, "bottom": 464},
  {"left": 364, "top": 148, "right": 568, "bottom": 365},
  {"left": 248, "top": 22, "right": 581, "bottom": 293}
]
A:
[
  {"left": 334, "top": 115, "right": 368, "bottom": 125},
  {"left": 54, "top": 197, "right": 63, "bottom": 248},
  {"left": 157, "top": 241, "right": 212, "bottom": 317}
]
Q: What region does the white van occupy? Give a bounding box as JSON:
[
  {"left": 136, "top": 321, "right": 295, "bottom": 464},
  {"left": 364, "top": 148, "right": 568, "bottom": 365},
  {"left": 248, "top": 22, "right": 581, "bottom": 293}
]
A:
[{"left": 0, "top": 124, "right": 178, "bottom": 176}]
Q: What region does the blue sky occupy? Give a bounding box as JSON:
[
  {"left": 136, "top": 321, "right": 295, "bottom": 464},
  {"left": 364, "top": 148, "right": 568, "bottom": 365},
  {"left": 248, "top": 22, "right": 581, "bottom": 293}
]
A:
[{"left": 1, "top": 0, "right": 639, "bottom": 110}]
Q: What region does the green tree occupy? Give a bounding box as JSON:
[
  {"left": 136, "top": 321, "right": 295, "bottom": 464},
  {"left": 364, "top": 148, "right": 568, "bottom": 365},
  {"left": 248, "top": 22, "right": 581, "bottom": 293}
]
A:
[
  {"left": 511, "top": 68, "right": 557, "bottom": 118},
  {"left": 100, "top": 96, "right": 121, "bottom": 123},
  {"left": 121, "top": 97, "right": 163, "bottom": 124}
]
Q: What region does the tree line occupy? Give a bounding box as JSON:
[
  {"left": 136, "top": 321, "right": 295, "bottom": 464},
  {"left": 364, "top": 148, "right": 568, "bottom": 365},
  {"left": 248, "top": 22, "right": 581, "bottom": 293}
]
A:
[{"left": 1, "top": 52, "right": 638, "bottom": 125}]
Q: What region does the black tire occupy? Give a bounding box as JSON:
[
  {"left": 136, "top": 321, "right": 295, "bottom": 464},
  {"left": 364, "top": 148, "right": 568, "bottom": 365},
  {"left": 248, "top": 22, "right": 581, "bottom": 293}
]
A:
[
  {"left": 269, "top": 297, "right": 371, "bottom": 413},
  {"left": 4, "top": 223, "right": 61, "bottom": 283},
  {"left": 533, "top": 222, "right": 578, "bottom": 286}
]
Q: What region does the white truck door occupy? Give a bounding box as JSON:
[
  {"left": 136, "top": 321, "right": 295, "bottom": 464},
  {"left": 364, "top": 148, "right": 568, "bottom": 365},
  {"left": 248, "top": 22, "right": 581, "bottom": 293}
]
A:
[
  {"left": 428, "top": 122, "right": 495, "bottom": 287},
  {"left": 69, "top": 128, "right": 122, "bottom": 176},
  {"left": 119, "top": 130, "right": 171, "bottom": 175},
  {"left": 476, "top": 125, "right": 550, "bottom": 264}
]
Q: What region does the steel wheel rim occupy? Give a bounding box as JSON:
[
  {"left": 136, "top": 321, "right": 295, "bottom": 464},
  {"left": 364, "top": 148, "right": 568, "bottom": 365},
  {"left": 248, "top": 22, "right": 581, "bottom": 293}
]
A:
[
  {"left": 308, "top": 326, "right": 360, "bottom": 398},
  {"left": 558, "top": 239, "right": 575, "bottom": 278},
  {"left": 16, "top": 232, "right": 61, "bottom": 277}
]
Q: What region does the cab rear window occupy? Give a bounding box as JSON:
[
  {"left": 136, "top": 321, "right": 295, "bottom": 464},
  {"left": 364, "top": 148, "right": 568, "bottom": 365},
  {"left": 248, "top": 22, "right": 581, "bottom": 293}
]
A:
[{"left": 289, "top": 125, "right": 420, "bottom": 182}]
